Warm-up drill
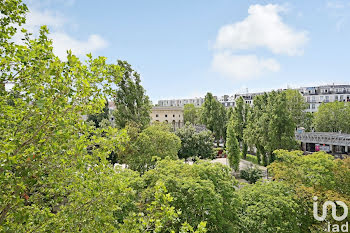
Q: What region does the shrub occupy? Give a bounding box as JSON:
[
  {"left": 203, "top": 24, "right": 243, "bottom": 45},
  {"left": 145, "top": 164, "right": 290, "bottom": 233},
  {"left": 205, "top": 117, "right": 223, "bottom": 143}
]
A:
[
  {"left": 240, "top": 165, "right": 263, "bottom": 184},
  {"left": 245, "top": 154, "right": 259, "bottom": 165}
]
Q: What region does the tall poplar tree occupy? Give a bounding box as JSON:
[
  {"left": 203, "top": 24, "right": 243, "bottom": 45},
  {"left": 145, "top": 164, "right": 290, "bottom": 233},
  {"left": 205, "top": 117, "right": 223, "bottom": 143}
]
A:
[
  {"left": 113, "top": 60, "right": 151, "bottom": 129},
  {"left": 226, "top": 121, "right": 240, "bottom": 171},
  {"left": 232, "top": 97, "right": 250, "bottom": 159}
]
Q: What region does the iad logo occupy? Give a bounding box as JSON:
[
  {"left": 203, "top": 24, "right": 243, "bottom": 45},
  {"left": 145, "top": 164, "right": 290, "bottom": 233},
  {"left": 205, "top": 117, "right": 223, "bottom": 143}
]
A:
[{"left": 313, "top": 196, "right": 348, "bottom": 232}]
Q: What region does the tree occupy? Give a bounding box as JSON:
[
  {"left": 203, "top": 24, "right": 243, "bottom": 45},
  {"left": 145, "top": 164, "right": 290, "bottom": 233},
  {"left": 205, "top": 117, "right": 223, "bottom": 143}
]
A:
[
  {"left": 244, "top": 91, "right": 297, "bottom": 165},
  {"left": 118, "top": 123, "right": 181, "bottom": 174},
  {"left": 201, "top": 93, "right": 226, "bottom": 145},
  {"left": 268, "top": 150, "right": 350, "bottom": 231},
  {"left": 184, "top": 104, "right": 199, "bottom": 124},
  {"left": 314, "top": 101, "right": 350, "bottom": 133},
  {"left": 244, "top": 93, "right": 269, "bottom": 166},
  {"left": 175, "top": 123, "right": 214, "bottom": 160},
  {"left": 112, "top": 60, "right": 152, "bottom": 129},
  {"left": 265, "top": 91, "right": 297, "bottom": 162},
  {"left": 0, "top": 1, "right": 140, "bottom": 230},
  {"left": 119, "top": 181, "right": 207, "bottom": 233},
  {"left": 232, "top": 97, "right": 249, "bottom": 159},
  {"left": 238, "top": 181, "right": 303, "bottom": 233},
  {"left": 285, "top": 89, "right": 308, "bottom": 128},
  {"left": 226, "top": 121, "right": 240, "bottom": 171},
  {"left": 87, "top": 98, "right": 110, "bottom": 128},
  {"left": 141, "top": 158, "right": 240, "bottom": 233}
]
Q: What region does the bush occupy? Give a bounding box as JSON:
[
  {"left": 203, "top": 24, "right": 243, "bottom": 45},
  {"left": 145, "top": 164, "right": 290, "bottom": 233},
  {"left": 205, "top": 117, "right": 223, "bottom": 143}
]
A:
[
  {"left": 240, "top": 165, "right": 263, "bottom": 184},
  {"left": 245, "top": 154, "right": 259, "bottom": 165}
]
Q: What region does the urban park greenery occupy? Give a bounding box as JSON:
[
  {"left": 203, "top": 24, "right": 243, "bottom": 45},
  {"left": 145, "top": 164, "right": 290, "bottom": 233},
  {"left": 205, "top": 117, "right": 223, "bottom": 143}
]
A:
[
  {"left": 1, "top": 1, "right": 350, "bottom": 233},
  {"left": 175, "top": 123, "right": 214, "bottom": 160}
]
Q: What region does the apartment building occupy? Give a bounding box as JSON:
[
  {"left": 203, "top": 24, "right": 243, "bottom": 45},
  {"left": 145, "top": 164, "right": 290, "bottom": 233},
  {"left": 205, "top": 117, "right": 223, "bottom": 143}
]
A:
[
  {"left": 155, "top": 84, "right": 350, "bottom": 112},
  {"left": 300, "top": 85, "right": 350, "bottom": 112},
  {"left": 157, "top": 97, "right": 208, "bottom": 107}
]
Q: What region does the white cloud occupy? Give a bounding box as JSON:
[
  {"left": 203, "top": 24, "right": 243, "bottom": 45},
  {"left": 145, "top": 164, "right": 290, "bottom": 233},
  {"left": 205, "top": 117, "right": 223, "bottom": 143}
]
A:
[
  {"left": 26, "top": 9, "right": 65, "bottom": 29},
  {"left": 214, "top": 4, "right": 308, "bottom": 56},
  {"left": 326, "top": 1, "right": 345, "bottom": 9},
  {"left": 212, "top": 52, "right": 280, "bottom": 80},
  {"left": 14, "top": 5, "right": 108, "bottom": 60},
  {"left": 51, "top": 33, "right": 108, "bottom": 59}
]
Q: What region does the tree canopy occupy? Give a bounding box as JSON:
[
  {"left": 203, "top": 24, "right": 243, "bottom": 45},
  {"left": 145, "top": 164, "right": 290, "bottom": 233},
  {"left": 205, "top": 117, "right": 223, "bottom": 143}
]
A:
[
  {"left": 314, "top": 101, "right": 350, "bottom": 133},
  {"left": 112, "top": 60, "right": 152, "bottom": 129},
  {"left": 175, "top": 123, "right": 214, "bottom": 160},
  {"left": 201, "top": 93, "right": 226, "bottom": 144},
  {"left": 184, "top": 104, "right": 199, "bottom": 125}
]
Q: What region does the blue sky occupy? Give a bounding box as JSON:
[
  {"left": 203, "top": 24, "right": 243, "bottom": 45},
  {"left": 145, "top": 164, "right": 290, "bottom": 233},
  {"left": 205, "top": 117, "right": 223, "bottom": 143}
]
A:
[{"left": 23, "top": 0, "right": 350, "bottom": 103}]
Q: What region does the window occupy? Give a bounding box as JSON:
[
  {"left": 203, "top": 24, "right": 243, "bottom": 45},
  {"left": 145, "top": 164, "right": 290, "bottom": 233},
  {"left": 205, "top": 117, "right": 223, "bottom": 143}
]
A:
[
  {"left": 312, "top": 104, "right": 315, "bottom": 109},
  {"left": 156, "top": 114, "right": 159, "bottom": 117},
  {"left": 173, "top": 114, "right": 175, "bottom": 117},
  {"left": 165, "top": 114, "right": 167, "bottom": 117}
]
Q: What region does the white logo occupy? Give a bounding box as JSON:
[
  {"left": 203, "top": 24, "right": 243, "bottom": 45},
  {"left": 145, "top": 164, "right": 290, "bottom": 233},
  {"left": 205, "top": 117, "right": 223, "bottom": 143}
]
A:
[{"left": 313, "top": 196, "right": 348, "bottom": 222}]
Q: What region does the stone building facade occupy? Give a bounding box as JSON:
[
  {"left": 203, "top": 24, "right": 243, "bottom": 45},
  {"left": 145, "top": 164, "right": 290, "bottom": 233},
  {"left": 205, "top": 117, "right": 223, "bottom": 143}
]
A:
[{"left": 150, "top": 106, "right": 184, "bottom": 130}]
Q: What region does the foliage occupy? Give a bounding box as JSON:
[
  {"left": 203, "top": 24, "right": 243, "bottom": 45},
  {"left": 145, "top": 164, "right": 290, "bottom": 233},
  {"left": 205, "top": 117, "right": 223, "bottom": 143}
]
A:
[
  {"left": 245, "top": 154, "right": 259, "bottom": 165},
  {"left": 112, "top": 60, "right": 152, "bottom": 129},
  {"left": 244, "top": 91, "right": 298, "bottom": 165},
  {"left": 231, "top": 97, "right": 249, "bottom": 159},
  {"left": 184, "top": 104, "right": 199, "bottom": 125},
  {"left": 200, "top": 93, "right": 227, "bottom": 144},
  {"left": 226, "top": 121, "right": 240, "bottom": 171},
  {"left": 284, "top": 89, "right": 308, "bottom": 128},
  {"left": 268, "top": 150, "right": 350, "bottom": 230},
  {"left": 313, "top": 101, "right": 350, "bottom": 133},
  {"left": 240, "top": 165, "right": 263, "bottom": 184},
  {"left": 119, "top": 181, "right": 207, "bottom": 233},
  {"left": 238, "top": 181, "right": 303, "bottom": 233},
  {"left": 116, "top": 123, "right": 181, "bottom": 174},
  {"left": 0, "top": 1, "right": 141, "bottom": 230},
  {"left": 87, "top": 98, "right": 110, "bottom": 128},
  {"left": 141, "top": 158, "right": 240, "bottom": 233},
  {"left": 175, "top": 123, "right": 214, "bottom": 160}
]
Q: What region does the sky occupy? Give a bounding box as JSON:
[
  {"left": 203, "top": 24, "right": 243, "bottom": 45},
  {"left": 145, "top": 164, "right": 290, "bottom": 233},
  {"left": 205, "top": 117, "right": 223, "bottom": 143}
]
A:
[{"left": 21, "top": 0, "right": 350, "bottom": 103}]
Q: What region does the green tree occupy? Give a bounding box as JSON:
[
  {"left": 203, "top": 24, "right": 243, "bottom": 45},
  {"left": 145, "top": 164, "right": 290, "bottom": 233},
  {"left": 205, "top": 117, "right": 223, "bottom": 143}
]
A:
[
  {"left": 244, "top": 94, "right": 269, "bottom": 166},
  {"left": 244, "top": 92, "right": 297, "bottom": 165},
  {"left": 0, "top": 1, "right": 141, "bottom": 230},
  {"left": 285, "top": 89, "right": 308, "bottom": 128},
  {"left": 238, "top": 181, "right": 302, "bottom": 233},
  {"left": 268, "top": 150, "right": 350, "bottom": 230},
  {"left": 201, "top": 93, "right": 226, "bottom": 145},
  {"left": 226, "top": 121, "right": 240, "bottom": 171},
  {"left": 112, "top": 60, "right": 152, "bottom": 129},
  {"left": 175, "top": 123, "right": 214, "bottom": 160},
  {"left": 141, "top": 158, "right": 240, "bottom": 233},
  {"left": 232, "top": 97, "right": 249, "bottom": 159},
  {"left": 87, "top": 98, "right": 110, "bottom": 128},
  {"left": 119, "top": 181, "right": 207, "bottom": 233},
  {"left": 118, "top": 123, "right": 181, "bottom": 174},
  {"left": 265, "top": 91, "right": 297, "bottom": 162},
  {"left": 184, "top": 104, "right": 199, "bottom": 124},
  {"left": 314, "top": 101, "right": 350, "bottom": 133}
]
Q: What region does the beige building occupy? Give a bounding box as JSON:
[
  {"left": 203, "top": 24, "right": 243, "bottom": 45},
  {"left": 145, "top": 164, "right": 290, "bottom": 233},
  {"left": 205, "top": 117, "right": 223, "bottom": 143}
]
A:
[{"left": 150, "top": 106, "right": 184, "bottom": 130}]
